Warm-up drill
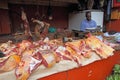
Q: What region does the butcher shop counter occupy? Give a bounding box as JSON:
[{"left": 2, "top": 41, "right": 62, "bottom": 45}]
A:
[{"left": 38, "top": 50, "right": 120, "bottom": 80}]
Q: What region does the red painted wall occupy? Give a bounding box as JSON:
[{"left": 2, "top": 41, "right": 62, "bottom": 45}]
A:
[
  {"left": 0, "top": 9, "right": 11, "bottom": 34},
  {"left": 9, "top": 4, "right": 68, "bottom": 33},
  {"left": 113, "top": 0, "right": 120, "bottom": 7},
  {"left": 106, "top": 0, "right": 120, "bottom": 32},
  {"left": 106, "top": 20, "right": 120, "bottom": 32}
]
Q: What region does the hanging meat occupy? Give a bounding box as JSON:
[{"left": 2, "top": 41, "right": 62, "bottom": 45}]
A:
[
  {"left": 32, "top": 18, "right": 50, "bottom": 40},
  {"left": 21, "top": 9, "right": 32, "bottom": 40}
]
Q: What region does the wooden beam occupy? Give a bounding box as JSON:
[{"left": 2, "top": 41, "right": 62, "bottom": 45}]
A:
[{"left": 8, "top": 0, "right": 78, "bottom": 7}]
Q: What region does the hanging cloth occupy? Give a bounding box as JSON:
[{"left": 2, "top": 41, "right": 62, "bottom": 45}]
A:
[
  {"left": 87, "top": 0, "right": 94, "bottom": 10},
  {"left": 106, "top": 0, "right": 112, "bottom": 21}
]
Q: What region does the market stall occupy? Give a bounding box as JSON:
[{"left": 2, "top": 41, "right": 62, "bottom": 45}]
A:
[{"left": 1, "top": 0, "right": 120, "bottom": 80}]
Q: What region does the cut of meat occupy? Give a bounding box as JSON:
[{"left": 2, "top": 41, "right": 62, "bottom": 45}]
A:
[
  {"left": 65, "top": 46, "right": 83, "bottom": 66},
  {"left": 55, "top": 46, "right": 73, "bottom": 61},
  {"left": 65, "top": 40, "right": 85, "bottom": 55},
  {"left": 40, "top": 50, "right": 57, "bottom": 68},
  {"left": 85, "top": 36, "right": 114, "bottom": 58},
  {"left": 0, "top": 54, "right": 20, "bottom": 73},
  {"left": 15, "top": 54, "right": 42, "bottom": 80}
]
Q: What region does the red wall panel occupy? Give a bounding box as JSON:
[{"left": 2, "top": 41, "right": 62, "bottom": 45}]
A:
[
  {"left": 38, "top": 71, "right": 67, "bottom": 80},
  {"left": 9, "top": 4, "right": 68, "bottom": 33},
  {"left": 113, "top": 0, "right": 120, "bottom": 7},
  {"left": 0, "top": 9, "right": 11, "bottom": 34},
  {"left": 67, "top": 51, "right": 120, "bottom": 80},
  {"left": 106, "top": 20, "right": 120, "bottom": 32}
]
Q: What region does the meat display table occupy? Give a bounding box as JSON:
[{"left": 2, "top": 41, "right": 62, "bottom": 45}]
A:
[
  {"left": 0, "top": 36, "right": 119, "bottom": 80},
  {"left": 38, "top": 50, "right": 120, "bottom": 80}
]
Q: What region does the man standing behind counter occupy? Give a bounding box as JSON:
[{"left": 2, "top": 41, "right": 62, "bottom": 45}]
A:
[{"left": 80, "top": 11, "right": 97, "bottom": 32}]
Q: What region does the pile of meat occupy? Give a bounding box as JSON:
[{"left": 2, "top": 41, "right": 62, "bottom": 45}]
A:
[{"left": 0, "top": 35, "right": 114, "bottom": 80}]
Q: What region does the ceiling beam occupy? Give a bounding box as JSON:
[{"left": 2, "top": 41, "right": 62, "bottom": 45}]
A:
[
  {"left": 52, "top": 0, "right": 78, "bottom": 3},
  {"left": 8, "top": 0, "right": 79, "bottom": 7}
]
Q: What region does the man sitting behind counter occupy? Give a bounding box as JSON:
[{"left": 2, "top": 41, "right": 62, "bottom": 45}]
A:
[{"left": 80, "top": 11, "right": 97, "bottom": 32}]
